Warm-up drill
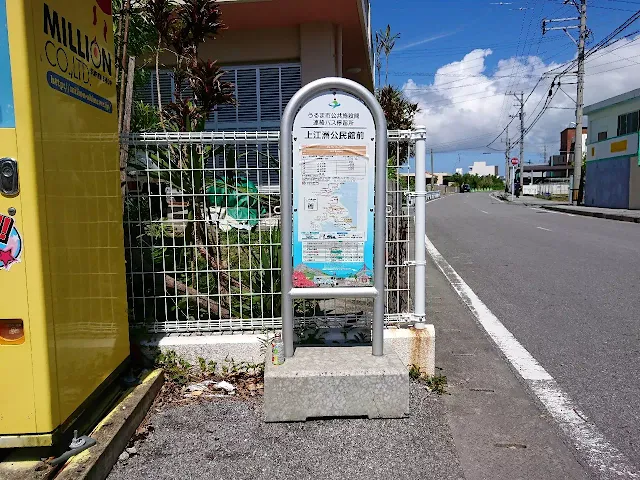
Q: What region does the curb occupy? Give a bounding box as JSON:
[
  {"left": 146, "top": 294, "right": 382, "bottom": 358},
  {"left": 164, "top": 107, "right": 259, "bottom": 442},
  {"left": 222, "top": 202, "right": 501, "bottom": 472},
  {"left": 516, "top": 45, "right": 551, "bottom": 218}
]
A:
[
  {"left": 541, "top": 205, "right": 640, "bottom": 223},
  {"left": 55, "top": 369, "right": 164, "bottom": 480}
]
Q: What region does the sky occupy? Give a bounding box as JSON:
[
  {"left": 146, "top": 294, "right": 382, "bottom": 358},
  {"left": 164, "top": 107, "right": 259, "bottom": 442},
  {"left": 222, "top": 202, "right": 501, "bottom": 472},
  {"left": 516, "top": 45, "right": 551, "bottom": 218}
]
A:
[{"left": 370, "top": 0, "right": 640, "bottom": 176}]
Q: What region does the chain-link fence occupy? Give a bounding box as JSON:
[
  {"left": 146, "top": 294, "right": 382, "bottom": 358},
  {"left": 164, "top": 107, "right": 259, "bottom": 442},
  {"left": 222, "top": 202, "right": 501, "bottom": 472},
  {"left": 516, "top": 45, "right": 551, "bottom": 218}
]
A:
[{"left": 123, "top": 130, "right": 418, "bottom": 333}]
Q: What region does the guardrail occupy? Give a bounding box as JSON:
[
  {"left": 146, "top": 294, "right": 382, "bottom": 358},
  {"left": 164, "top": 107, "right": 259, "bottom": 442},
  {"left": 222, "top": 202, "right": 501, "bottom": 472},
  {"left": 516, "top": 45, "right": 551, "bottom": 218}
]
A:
[{"left": 426, "top": 191, "right": 441, "bottom": 201}]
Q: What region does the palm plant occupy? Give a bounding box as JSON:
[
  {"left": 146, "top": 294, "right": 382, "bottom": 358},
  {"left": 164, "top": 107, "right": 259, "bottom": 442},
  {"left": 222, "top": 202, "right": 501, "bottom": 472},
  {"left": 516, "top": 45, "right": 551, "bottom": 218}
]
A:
[
  {"left": 375, "top": 25, "right": 400, "bottom": 86},
  {"left": 128, "top": 0, "right": 236, "bottom": 323}
]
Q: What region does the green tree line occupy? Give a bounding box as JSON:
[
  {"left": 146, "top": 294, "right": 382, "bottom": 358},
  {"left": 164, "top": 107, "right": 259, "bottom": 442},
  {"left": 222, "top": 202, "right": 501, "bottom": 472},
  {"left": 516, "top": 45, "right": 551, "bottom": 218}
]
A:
[{"left": 450, "top": 173, "right": 505, "bottom": 191}]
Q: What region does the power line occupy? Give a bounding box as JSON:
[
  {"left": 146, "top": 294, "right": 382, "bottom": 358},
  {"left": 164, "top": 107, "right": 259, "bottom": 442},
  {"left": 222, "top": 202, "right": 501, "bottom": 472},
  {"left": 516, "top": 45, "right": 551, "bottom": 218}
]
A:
[{"left": 491, "top": 5, "right": 640, "bottom": 172}]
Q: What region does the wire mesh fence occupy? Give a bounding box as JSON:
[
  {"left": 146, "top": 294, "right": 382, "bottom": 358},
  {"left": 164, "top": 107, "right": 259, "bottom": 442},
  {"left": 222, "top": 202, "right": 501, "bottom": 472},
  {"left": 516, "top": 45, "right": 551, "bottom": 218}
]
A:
[{"left": 123, "top": 130, "right": 417, "bottom": 333}]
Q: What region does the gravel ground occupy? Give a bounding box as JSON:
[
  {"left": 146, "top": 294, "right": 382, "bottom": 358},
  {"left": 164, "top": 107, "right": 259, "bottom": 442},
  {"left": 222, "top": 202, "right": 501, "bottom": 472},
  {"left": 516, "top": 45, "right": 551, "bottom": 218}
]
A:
[{"left": 108, "top": 382, "right": 465, "bottom": 480}]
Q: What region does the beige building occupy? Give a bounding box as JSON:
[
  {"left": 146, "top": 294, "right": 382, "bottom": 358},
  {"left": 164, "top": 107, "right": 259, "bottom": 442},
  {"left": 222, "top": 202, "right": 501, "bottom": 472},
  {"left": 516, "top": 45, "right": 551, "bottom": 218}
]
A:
[
  {"left": 138, "top": 0, "right": 374, "bottom": 131},
  {"left": 399, "top": 172, "right": 450, "bottom": 186}
]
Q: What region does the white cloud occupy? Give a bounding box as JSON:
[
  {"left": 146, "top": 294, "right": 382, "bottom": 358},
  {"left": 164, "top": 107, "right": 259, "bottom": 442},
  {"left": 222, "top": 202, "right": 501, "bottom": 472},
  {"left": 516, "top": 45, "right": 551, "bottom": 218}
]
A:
[{"left": 402, "top": 35, "right": 640, "bottom": 157}]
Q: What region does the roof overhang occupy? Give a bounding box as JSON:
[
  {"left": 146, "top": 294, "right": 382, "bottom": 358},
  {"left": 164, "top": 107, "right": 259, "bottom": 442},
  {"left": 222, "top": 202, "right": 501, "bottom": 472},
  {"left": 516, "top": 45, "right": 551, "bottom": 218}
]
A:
[
  {"left": 218, "top": 0, "right": 373, "bottom": 89},
  {"left": 584, "top": 88, "right": 640, "bottom": 116}
]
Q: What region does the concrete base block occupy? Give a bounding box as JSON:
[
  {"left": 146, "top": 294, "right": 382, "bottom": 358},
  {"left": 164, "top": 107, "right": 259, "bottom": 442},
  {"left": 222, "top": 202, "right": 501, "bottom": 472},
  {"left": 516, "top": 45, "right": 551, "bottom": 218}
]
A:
[
  {"left": 143, "top": 334, "right": 263, "bottom": 367},
  {"left": 264, "top": 346, "right": 409, "bottom": 422},
  {"left": 384, "top": 324, "right": 435, "bottom": 376},
  {"left": 144, "top": 325, "right": 435, "bottom": 378}
]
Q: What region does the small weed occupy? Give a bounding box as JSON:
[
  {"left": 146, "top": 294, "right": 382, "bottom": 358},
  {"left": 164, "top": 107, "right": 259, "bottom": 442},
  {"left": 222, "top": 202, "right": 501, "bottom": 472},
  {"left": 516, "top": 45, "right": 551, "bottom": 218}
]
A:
[
  {"left": 156, "top": 350, "right": 193, "bottom": 386},
  {"left": 408, "top": 364, "right": 422, "bottom": 380},
  {"left": 207, "top": 360, "right": 217, "bottom": 374},
  {"left": 198, "top": 357, "right": 207, "bottom": 373},
  {"left": 154, "top": 349, "right": 265, "bottom": 406},
  {"left": 424, "top": 374, "right": 448, "bottom": 395},
  {"left": 408, "top": 364, "right": 448, "bottom": 395}
]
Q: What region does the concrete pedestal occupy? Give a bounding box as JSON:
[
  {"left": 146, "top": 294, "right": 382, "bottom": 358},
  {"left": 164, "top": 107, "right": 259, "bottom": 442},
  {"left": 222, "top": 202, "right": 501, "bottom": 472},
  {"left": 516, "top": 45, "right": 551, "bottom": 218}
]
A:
[{"left": 264, "top": 346, "right": 409, "bottom": 422}]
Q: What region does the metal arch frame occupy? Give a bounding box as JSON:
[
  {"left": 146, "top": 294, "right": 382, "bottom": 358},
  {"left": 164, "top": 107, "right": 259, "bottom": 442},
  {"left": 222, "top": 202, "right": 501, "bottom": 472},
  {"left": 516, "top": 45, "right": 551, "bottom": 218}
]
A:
[{"left": 280, "top": 77, "right": 388, "bottom": 358}]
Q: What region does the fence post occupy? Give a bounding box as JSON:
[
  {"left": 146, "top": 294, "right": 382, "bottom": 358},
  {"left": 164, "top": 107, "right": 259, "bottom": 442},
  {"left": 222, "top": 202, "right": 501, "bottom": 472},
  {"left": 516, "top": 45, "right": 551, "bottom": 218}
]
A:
[{"left": 413, "top": 126, "right": 427, "bottom": 324}]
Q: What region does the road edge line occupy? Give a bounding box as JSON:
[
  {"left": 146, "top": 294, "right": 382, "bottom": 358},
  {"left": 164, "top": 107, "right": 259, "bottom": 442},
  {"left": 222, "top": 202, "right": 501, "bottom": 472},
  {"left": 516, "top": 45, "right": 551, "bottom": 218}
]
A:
[{"left": 425, "top": 234, "right": 639, "bottom": 479}]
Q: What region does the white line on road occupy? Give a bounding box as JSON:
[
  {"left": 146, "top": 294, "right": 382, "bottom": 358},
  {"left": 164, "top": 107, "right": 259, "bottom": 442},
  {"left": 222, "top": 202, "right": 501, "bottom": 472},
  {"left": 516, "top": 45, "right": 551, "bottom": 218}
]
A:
[
  {"left": 481, "top": 210, "right": 490, "bottom": 215},
  {"left": 536, "top": 226, "right": 552, "bottom": 231},
  {"left": 425, "top": 234, "right": 639, "bottom": 479}
]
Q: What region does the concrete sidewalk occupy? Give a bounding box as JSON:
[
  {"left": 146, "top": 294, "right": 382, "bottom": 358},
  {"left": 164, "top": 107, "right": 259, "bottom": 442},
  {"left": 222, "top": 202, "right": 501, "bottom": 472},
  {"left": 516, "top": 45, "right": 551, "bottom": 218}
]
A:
[
  {"left": 493, "top": 192, "right": 557, "bottom": 206},
  {"left": 107, "top": 251, "right": 591, "bottom": 480},
  {"left": 108, "top": 383, "right": 466, "bottom": 480},
  {"left": 541, "top": 204, "right": 640, "bottom": 223},
  {"left": 425, "top": 255, "right": 589, "bottom": 480},
  {"left": 495, "top": 192, "right": 640, "bottom": 223}
]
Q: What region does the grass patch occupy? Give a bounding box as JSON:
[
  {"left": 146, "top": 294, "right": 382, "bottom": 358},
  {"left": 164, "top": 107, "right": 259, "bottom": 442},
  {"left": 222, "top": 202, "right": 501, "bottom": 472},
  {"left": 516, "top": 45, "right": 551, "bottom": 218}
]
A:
[{"left": 409, "top": 364, "right": 448, "bottom": 395}]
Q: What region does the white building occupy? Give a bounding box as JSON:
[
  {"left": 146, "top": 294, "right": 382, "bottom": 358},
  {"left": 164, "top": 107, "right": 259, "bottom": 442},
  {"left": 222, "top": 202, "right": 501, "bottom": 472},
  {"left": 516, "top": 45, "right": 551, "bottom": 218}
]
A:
[
  {"left": 468, "top": 161, "right": 499, "bottom": 176},
  {"left": 455, "top": 168, "right": 463, "bottom": 175}
]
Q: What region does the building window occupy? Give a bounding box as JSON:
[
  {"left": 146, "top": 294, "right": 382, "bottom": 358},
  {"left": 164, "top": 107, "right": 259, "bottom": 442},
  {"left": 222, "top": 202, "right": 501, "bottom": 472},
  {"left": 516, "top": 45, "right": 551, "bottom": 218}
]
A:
[
  {"left": 617, "top": 110, "right": 639, "bottom": 136},
  {"left": 135, "top": 63, "right": 302, "bottom": 189},
  {"left": 597, "top": 131, "right": 607, "bottom": 141},
  {"left": 135, "top": 63, "right": 302, "bottom": 131}
]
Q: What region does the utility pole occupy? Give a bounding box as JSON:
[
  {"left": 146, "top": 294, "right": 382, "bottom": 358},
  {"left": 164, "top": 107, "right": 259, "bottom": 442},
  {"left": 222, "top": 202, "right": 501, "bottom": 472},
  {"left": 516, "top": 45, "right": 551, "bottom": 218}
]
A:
[
  {"left": 430, "top": 148, "right": 435, "bottom": 191},
  {"left": 542, "top": 0, "right": 587, "bottom": 204},
  {"left": 574, "top": 0, "right": 587, "bottom": 205},
  {"left": 508, "top": 92, "right": 525, "bottom": 189},
  {"left": 504, "top": 125, "right": 511, "bottom": 194},
  {"left": 517, "top": 92, "right": 525, "bottom": 189}
]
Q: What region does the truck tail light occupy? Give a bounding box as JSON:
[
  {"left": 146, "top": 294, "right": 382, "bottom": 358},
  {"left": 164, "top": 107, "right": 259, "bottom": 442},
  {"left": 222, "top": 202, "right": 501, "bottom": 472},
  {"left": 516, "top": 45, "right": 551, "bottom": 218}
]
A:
[{"left": 0, "top": 319, "right": 25, "bottom": 345}]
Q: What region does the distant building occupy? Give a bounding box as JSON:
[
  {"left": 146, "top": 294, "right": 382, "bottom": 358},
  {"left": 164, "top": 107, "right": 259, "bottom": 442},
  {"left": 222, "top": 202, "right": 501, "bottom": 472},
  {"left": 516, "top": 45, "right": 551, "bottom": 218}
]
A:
[
  {"left": 455, "top": 168, "right": 463, "bottom": 175},
  {"left": 560, "top": 127, "right": 588, "bottom": 165},
  {"left": 583, "top": 88, "right": 640, "bottom": 209},
  {"left": 468, "top": 161, "right": 498, "bottom": 176},
  {"left": 398, "top": 171, "right": 450, "bottom": 186}
]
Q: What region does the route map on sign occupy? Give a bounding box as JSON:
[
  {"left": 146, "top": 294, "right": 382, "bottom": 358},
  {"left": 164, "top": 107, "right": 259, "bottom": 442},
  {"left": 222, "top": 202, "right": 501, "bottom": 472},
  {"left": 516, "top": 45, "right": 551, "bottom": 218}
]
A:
[
  {"left": 299, "top": 145, "right": 368, "bottom": 247},
  {"left": 292, "top": 91, "right": 375, "bottom": 288}
]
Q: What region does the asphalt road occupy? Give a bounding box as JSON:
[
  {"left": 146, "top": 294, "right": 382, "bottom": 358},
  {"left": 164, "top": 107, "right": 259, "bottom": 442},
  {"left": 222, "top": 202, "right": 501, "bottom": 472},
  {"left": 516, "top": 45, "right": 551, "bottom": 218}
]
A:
[{"left": 426, "top": 192, "right": 640, "bottom": 470}]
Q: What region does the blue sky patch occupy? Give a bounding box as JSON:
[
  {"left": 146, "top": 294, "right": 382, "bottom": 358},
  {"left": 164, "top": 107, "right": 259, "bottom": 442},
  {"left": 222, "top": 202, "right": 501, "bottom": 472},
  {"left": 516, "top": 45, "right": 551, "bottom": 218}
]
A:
[{"left": 0, "top": 0, "right": 14, "bottom": 128}]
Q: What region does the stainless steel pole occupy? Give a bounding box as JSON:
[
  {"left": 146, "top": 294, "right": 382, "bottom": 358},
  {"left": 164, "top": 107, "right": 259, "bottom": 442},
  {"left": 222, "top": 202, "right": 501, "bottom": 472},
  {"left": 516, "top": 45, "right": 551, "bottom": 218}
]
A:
[
  {"left": 413, "top": 127, "right": 427, "bottom": 324},
  {"left": 372, "top": 92, "right": 389, "bottom": 357},
  {"left": 280, "top": 96, "right": 295, "bottom": 358},
  {"left": 279, "top": 77, "right": 388, "bottom": 357}
]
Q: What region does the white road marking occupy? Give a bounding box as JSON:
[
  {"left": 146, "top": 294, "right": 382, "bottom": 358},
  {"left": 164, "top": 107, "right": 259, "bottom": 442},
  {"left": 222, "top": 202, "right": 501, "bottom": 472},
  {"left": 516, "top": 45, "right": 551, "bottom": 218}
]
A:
[
  {"left": 481, "top": 210, "right": 490, "bottom": 215},
  {"left": 536, "top": 226, "right": 552, "bottom": 231},
  {"left": 425, "top": 234, "right": 639, "bottom": 479}
]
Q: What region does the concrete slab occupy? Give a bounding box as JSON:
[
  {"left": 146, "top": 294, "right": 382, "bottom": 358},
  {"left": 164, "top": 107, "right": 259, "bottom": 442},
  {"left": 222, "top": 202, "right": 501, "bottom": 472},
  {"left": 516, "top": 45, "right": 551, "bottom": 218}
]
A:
[{"left": 264, "top": 346, "right": 409, "bottom": 422}]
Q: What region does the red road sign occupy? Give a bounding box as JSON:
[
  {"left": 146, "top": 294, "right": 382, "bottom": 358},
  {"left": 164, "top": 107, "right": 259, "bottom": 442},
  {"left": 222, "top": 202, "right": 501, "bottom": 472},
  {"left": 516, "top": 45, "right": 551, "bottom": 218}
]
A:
[{"left": 511, "top": 157, "right": 519, "bottom": 165}]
